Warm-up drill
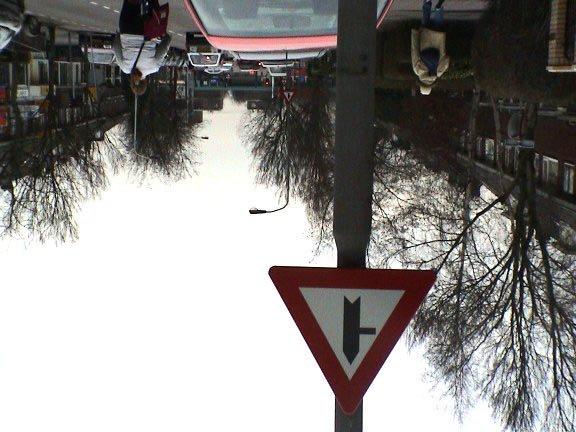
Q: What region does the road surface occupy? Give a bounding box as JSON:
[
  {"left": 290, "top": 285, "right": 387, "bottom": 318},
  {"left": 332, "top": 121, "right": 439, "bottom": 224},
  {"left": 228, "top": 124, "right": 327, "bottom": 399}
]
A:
[
  {"left": 25, "top": 0, "right": 199, "bottom": 49},
  {"left": 386, "top": 0, "right": 489, "bottom": 22}
]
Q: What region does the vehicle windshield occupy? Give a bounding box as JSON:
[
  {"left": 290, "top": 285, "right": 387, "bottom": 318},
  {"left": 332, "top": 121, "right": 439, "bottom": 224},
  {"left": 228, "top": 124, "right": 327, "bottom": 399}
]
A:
[
  {"left": 237, "top": 50, "right": 325, "bottom": 60},
  {"left": 191, "top": 0, "right": 389, "bottom": 37}
]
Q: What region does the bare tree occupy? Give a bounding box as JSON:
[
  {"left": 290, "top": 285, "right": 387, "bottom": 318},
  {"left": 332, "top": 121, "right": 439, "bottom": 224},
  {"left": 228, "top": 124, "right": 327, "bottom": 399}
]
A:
[
  {"left": 0, "top": 108, "right": 108, "bottom": 242},
  {"left": 243, "top": 82, "right": 334, "bottom": 218},
  {"left": 367, "top": 99, "right": 576, "bottom": 432},
  {"left": 0, "top": 33, "right": 109, "bottom": 242},
  {"left": 472, "top": 0, "right": 576, "bottom": 105},
  {"left": 119, "top": 69, "right": 201, "bottom": 181}
]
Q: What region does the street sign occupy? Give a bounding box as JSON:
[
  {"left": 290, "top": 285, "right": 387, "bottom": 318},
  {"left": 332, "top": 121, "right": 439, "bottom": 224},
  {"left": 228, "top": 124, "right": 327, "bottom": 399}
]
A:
[
  {"left": 282, "top": 89, "right": 295, "bottom": 104},
  {"left": 269, "top": 266, "right": 436, "bottom": 414}
]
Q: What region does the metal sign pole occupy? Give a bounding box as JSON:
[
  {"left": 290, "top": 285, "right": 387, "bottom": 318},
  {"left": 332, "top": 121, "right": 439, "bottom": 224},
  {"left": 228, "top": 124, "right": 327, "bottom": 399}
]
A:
[
  {"left": 186, "top": 68, "right": 189, "bottom": 120},
  {"left": 89, "top": 33, "right": 97, "bottom": 101},
  {"left": 333, "top": 0, "right": 377, "bottom": 429},
  {"left": 335, "top": 401, "right": 364, "bottom": 432},
  {"left": 69, "top": 32, "right": 75, "bottom": 100},
  {"left": 134, "top": 94, "right": 138, "bottom": 150}
]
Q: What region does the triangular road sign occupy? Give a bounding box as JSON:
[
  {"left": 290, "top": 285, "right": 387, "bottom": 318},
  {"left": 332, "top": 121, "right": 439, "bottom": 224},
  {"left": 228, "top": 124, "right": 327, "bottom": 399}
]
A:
[
  {"left": 269, "top": 266, "right": 436, "bottom": 414},
  {"left": 283, "top": 90, "right": 295, "bottom": 103}
]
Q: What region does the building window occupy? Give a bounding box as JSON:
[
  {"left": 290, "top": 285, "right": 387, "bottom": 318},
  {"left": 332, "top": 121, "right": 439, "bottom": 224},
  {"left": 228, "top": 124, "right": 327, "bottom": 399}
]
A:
[
  {"left": 504, "top": 147, "right": 514, "bottom": 171},
  {"left": 485, "top": 139, "right": 495, "bottom": 161},
  {"left": 476, "top": 138, "right": 484, "bottom": 159},
  {"left": 0, "top": 63, "right": 9, "bottom": 86},
  {"left": 459, "top": 132, "right": 466, "bottom": 149},
  {"left": 105, "top": 65, "right": 113, "bottom": 81},
  {"left": 542, "top": 156, "right": 559, "bottom": 187},
  {"left": 57, "top": 63, "right": 67, "bottom": 85},
  {"left": 38, "top": 60, "right": 49, "bottom": 85},
  {"left": 563, "top": 163, "right": 575, "bottom": 195},
  {"left": 73, "top": 63, "right": 82, "bottom": 84},
  {"left": 12, "top": 63, "right": 28, "bottom": 85},
  {"left": 534, "top": 153, "right": 541, "bottom": 179},
  {"left": 30, "top": 60, "right": 49, "bottom": 85},
  {"left": 58, "top": 63, "right": 75, "bottom": 85}
]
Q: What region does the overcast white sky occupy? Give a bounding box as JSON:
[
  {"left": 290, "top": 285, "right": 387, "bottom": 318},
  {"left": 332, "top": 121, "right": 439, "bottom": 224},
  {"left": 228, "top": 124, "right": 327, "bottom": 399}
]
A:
[{"left": 0, "top": 100, "right": 502, "bottom": 432}]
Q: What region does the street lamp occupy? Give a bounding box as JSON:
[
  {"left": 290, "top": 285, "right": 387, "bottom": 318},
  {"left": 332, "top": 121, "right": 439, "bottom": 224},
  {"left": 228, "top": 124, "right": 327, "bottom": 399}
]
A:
[
  {"left": 250, "top": 86, "right": 291, "bottom": 215},
  {"left": 249, "top": 173, "right": 290, "bottom": 214}
]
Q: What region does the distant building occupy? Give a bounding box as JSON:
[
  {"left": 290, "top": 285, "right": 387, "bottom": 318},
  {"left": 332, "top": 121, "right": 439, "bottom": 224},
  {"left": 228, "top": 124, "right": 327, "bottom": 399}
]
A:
[
  {"left": 461, "top": 111, "right": 576, "bottom": 248},
  {"left": 0, "top": 29, "right": 126, "bottom": 140},
  {"left": 80, "top": 33, "right": 122, "bottom": 87},
  {"left": 0, "top": 107, "right": 127, "bottom": 191}
]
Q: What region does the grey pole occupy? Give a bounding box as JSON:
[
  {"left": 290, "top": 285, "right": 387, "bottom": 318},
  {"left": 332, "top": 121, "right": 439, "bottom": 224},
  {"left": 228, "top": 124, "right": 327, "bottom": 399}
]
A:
[
  {"left": 68, "top": 31, "right": 75, "bottom": 100},
  {"left": 186, "top": 68, "right": 189, "bottom": 119},
  {"left": 134, "top": 94, "right": 138, "bottom": 150},
  {"left": 335, "top": 401, "right": 363, "bottom": 432},
  {"left": 191, "top": 68, "right": 195, "bottom": 105},
  {"left": 333, "top": 0, "right": 376, "bottom": 430},
  {"left": 89, "top": 33, "right": 97, "bottom": 101}
]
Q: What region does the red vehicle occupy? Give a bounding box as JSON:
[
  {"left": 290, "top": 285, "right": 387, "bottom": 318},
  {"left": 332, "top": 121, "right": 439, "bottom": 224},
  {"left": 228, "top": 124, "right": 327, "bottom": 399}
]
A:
[{"left": 183, "top": 0, "right": 395, "bottom": 57}]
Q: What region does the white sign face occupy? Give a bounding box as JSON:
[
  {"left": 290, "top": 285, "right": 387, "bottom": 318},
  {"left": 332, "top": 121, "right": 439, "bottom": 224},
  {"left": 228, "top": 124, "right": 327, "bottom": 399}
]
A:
[{"left": 300, "top": 287, "right": 404, "bottom": 379}]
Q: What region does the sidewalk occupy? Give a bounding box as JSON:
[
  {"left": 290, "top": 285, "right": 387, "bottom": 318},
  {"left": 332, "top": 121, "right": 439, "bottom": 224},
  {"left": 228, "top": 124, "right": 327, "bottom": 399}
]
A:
[{"left": 384, "top": 0, "right": 490, "bottom": 23}]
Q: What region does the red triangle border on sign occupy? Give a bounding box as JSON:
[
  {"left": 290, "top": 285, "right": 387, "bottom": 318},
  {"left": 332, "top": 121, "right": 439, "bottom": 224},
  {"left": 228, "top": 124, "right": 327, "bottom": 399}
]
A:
[{"left": 269, "top": 266, "right": 436, "bottom": 415}]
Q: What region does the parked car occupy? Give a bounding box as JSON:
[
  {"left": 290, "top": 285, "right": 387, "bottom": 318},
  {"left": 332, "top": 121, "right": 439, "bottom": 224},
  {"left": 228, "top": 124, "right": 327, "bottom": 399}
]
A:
[
  {"left": 183, "top": 0, "right": 395, "bottom": 58},
  {"left": 185, "top": 32, "right": 223, "bottom": 68}
]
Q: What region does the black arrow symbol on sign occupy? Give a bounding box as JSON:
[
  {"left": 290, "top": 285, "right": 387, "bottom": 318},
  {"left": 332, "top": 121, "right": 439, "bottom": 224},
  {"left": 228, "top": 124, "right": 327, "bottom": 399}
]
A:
[{"left": 343, "top": 297, "right": 376, "bottom": 364}]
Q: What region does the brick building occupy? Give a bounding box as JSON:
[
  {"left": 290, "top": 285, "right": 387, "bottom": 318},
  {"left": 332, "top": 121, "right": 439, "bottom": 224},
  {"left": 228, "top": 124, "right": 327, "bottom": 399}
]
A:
[
  {"left": 548, "top": 0, "right": 576, "bottom": 72},
  {"left": 462, "top": 108, "right": 576, "bottom": 248}
]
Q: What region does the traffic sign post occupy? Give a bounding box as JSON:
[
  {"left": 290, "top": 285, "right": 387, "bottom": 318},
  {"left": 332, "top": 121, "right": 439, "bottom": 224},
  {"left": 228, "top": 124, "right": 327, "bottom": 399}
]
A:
[
  {"left": 280, "top": 89, "right": 295, "bottom": 104},
  {"left": 269, "top": 0, "right": 435, "bottom": 429},
  {"left": 333, "top": 0, "right": 377, "bottom": 428},
  {"left": 269, "top": 267, "right": 436, "bottom": 415}
]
